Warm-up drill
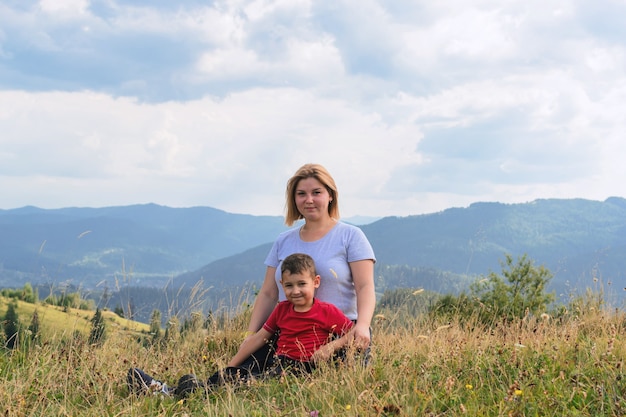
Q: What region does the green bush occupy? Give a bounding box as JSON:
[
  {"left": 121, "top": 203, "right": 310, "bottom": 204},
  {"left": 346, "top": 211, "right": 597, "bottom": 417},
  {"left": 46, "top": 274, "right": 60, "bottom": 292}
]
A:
[
  {"left": 3, "top": 301, "right": 20, "bottom": 349},
  {"left": 88, "top": 308, "right": 107, "bottom": 346},
  {"left": 430, "top": 254, "right": 555, "bottom": 324}
]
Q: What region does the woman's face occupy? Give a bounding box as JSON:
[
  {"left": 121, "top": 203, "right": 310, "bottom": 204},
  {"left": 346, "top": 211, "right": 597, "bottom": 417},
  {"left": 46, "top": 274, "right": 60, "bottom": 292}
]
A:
[{"left": 294, "top": 177, "right": 332, "bottom": 221}]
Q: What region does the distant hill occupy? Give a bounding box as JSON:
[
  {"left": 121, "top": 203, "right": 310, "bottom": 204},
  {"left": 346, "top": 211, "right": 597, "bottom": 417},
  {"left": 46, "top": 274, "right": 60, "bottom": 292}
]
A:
[
  {"left": 0, "top": 204, "right": 289, "bottom": 288},
  {"left": 176, "top": 197, "right": 626, "bottom": 305},
  {"left": 362, "top": 198, "right": 626, "bottom": 298},
  {"left": 364, "top": 197, "right": 626, "bottom": 276},
  {"left": 2, "top": 198, "right": 625, "bottom": 322}
]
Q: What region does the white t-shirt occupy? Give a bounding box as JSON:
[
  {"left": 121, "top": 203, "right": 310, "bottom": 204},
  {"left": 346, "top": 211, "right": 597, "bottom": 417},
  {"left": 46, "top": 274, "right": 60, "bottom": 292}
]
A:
[{"left": 264, "top": 222, "right": 376, "bottom": 321}]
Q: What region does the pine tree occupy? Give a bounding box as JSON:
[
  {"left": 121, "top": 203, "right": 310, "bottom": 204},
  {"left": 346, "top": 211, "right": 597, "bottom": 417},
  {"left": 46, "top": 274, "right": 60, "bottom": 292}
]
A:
[
  {"left": 149, "top": 309, "right": 162, "bottom": 345},
  {"left": 429, "top": 254, "right": 555, "bottom": 324},
  {"left": 471, "top": 253, "right": 555, "bottom": 322},
  {"left": 28, "top": 310, "right": 41, "bottom": 345},
  {"left": 21, "top": 283, "right": 36, "bottom": 303},
  {"left": 4, "top": 302, "right": 20, "bottom": 349},
  {"left": 164, "top": 317, "right": 180, "bottom": 344},
  {"left": 88, "top": 308, "right": 107, "bottom": 346},
  {"left": 113, "top": 305, "right": 125, "bottom": 318}
]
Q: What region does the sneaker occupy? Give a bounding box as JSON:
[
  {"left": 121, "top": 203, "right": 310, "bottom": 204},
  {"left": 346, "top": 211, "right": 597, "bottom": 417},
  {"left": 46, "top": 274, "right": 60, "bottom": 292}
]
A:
[
  {"left": 149, "top": 379, "right": 172, "bottom": 395},
  {"left": 174, "top": 374, "right": 205, "bottom": 398},
  {"left": 127, "top": 367, "right": 172, "bottom": 396},
  {"left": 207, "top": 366, "right": 252, "bottom": 387}
]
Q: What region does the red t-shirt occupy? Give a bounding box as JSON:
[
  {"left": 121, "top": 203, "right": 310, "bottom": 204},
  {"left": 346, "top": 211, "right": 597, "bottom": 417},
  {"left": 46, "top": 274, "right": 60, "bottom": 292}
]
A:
[{"left": 263, "top": 299, "right": 354, "bottom": 361}]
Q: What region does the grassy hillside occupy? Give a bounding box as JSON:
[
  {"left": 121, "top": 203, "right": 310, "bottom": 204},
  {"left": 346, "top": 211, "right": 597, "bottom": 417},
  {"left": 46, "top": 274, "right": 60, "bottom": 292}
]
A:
[
  {"left": 1, "top": 292, "right": 624, "bottom": 416},
  {"left": 0, "top": 296, "right": 149, "bottom": 341}
]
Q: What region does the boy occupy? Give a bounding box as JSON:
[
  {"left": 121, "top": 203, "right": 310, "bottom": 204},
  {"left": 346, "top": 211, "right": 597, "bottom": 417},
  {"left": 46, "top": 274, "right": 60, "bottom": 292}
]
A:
[{"left": 128, "top": 253, "right": 355, "bottom": 397}]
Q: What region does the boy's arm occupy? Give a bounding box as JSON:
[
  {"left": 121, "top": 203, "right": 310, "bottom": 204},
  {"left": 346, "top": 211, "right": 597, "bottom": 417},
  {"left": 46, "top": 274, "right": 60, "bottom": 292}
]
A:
[
  {"left": 227, "top": 328, "right": 274, "bottom": 367},
  {"left": 310, "top": 327, "right": 355, "bottom": 364}
]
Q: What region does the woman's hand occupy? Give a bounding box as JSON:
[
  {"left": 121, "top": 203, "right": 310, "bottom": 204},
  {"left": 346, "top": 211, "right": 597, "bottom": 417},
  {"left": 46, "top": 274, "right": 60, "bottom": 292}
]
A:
[
  {"left": 350, "top": 259, "right": 375, "bottom": 348},
  {"left": 352, "top": 322, "right": 371, "bottom": 349}
]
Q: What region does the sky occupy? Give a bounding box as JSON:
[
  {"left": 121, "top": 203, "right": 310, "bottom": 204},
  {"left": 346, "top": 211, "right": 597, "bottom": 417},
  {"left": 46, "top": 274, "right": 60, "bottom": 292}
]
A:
[{"left": 1, "top": 0, "right": 626, "bottom": 218}]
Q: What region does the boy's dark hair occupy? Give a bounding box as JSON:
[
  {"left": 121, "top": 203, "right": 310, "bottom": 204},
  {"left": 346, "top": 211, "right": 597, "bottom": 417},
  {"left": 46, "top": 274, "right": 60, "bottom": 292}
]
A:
[{"left": 281, "top": 253, "right": 316, "bottom": 277}]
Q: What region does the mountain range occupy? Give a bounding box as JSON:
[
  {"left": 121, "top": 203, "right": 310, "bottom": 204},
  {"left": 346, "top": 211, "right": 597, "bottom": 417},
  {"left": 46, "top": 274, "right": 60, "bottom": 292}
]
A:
[
  {"left": 176, "top": 197, "right": 626, "bottom": 303},
  {"left": 1, "top": 197, "right": 625, "bottom": 321}
]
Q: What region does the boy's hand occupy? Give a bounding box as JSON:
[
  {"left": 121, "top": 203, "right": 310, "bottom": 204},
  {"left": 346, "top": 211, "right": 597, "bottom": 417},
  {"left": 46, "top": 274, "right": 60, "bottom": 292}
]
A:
[{"left": 310, "top": 344, "right": 335, "bottom": 363}]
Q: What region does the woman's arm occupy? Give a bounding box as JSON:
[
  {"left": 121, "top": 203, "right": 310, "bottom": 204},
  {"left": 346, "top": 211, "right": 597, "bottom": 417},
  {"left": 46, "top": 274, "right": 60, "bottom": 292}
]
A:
[
  {"left": 350, "top": 259, "right": 376, "bottom": 348},
  {"left": 246, "top": 266, "right": 279, "bottom": 334},
  {"left": 228, "top": 328, "right": 274, "bottom": 367}
]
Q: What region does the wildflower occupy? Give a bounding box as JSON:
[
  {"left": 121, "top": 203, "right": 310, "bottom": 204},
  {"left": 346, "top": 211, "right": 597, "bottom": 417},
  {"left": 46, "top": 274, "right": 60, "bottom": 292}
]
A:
[
  {"left": 506, "top": 381, "right": 521, "bottom": 401},
  {"left": 345, "top": 404, "right": 352, "bottom": 410},
  {"left": 309, "top": 411, "right": 319, "bottom": 417},
  {"left": 465, "top": 384, "right": 473, "bottom": 390},
  {"left": 445, "top": 376, "right": 456, "bottom": 393}
]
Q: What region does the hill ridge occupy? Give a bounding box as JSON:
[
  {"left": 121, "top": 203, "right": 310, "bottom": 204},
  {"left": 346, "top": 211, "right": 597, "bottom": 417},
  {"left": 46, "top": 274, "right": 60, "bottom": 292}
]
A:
[{"left": 1, "top": 197, "right": 625, "bottom": 304}]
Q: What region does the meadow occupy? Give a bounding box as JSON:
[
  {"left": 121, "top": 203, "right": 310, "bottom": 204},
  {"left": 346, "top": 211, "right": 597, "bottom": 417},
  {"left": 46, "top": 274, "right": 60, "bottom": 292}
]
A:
[{"left": 1, "top": 288, "right": 624, "bottom": 417}]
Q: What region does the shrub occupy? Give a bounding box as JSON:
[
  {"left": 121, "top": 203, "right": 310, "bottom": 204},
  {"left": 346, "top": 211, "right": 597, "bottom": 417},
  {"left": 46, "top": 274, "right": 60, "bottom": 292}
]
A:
[
  {"left": 430, "top": 254, "right": 555, "bottom": 325},
  {"left": 88, "top": 308, "right": 107, "bottom": 346},
  {"left": 3, "top": 301, "right": 20, "bottom": 349}
]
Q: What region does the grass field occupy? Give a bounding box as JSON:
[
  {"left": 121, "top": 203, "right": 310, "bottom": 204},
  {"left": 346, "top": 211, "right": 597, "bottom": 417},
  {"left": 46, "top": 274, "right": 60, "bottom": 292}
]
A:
[
  {"left": 1, "top": 293, "right": 625, "bottom": 416},
  {"left": 0, "top": 297, "right": 149, "bottom": 340}
]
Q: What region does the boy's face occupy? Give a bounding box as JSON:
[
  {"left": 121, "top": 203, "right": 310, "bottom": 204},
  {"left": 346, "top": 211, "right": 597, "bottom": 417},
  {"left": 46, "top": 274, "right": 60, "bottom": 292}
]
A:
[{"left": 280, "top": 270, "right": 320, "bottom": 311}]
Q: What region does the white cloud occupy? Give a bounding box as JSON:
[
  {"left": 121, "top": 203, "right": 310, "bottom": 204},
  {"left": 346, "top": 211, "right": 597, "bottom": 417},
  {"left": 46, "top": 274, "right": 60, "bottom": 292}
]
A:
[
  {"left": 196, "top": 47, "right": 261, "bottom": 79},
  {"left": 37, "top": 0, "right": 89, "bottom": 18},
  {"left": 0, "top": 88, "right": 424, "bottom": 215},
  {"left": 1, "top": 0, "right": 626, "bottom": 217},
  {"left": 244, "top": 0, "right": 310, "bottom": 21}
]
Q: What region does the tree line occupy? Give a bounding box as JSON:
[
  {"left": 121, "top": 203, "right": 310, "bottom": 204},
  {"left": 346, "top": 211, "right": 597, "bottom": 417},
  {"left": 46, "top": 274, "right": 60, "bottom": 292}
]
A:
[{"left": 2, "top": 253, "right": 581, "bottom": 351}]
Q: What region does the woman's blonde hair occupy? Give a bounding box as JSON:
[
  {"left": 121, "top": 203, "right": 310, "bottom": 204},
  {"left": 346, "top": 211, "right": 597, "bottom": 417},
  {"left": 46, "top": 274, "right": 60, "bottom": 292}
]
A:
[{"left": 285, "top": 163, "right": 339, "bottom": 226}]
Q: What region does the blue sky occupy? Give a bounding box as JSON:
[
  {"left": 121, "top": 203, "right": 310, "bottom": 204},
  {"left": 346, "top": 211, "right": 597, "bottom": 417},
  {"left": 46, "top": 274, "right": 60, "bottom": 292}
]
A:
[{"left": 1, "top": 0, "right": 625, "bottom": 218}]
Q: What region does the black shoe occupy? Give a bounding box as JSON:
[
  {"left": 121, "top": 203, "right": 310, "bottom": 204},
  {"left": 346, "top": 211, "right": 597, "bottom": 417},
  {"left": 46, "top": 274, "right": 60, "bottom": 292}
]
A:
[
  {"left": 127, "top": 367, "right": 171, "bottom": 396},
  {"left": 207, "top": 366, "right": 252, "bottom": 387},
  {"left": 127, "top": 368, "right": 151, "bottom": 395},
  {"left": 174, "top": 374, "right": 205, "bottom": 398}
]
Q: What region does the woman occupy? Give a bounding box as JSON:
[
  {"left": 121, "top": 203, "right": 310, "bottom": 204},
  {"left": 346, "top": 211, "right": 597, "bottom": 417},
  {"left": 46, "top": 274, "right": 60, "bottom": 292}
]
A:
[{"left": 240, "top": 163, "right": 376, "bottom": 372}]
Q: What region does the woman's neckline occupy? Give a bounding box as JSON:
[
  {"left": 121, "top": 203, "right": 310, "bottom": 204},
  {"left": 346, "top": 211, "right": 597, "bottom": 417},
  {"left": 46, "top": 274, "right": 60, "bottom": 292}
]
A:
[{"left": 298, "top": 218, "right": 338, "bottom": 242}]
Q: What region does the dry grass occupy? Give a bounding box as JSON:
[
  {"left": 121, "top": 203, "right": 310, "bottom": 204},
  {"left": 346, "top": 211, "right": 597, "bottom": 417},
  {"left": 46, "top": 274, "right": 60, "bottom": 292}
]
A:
[{"left": 1, "top": 294, "right": 625, "bottom": 416}]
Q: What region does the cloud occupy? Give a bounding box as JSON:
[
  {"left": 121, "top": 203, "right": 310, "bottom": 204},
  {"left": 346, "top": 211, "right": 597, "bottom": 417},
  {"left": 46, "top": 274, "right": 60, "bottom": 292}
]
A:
[
  {"left": 1, "top": 0, "right": 625, "bottom": 217},
  {"left": 0, "top": 87, "right": 423, "bottom": 214}
]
